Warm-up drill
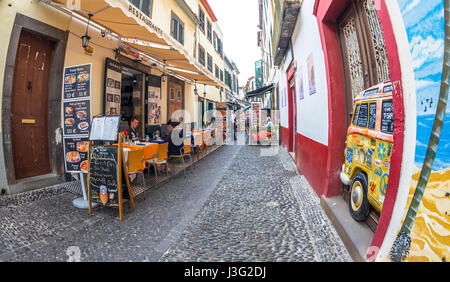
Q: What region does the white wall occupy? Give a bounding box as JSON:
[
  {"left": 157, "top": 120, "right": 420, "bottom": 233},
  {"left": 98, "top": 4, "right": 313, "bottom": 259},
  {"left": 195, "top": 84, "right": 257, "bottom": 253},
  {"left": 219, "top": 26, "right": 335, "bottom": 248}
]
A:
[{"left": 291, "top": 0, "right": 329, "bottom": 146}]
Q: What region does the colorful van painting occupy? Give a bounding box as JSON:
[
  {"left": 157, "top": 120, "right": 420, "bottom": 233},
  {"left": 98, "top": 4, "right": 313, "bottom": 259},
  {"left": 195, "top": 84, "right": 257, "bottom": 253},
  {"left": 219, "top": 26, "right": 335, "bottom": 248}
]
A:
[{"left": 340, "top": 82, "right": 394, "bottom": 221}]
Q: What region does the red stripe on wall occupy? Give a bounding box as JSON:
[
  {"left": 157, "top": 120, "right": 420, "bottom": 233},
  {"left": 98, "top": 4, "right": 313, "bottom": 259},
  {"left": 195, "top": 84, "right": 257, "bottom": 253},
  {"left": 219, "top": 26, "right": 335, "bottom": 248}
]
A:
[{"left": 295, "top": 133, "right": 329, "bottom": 196}]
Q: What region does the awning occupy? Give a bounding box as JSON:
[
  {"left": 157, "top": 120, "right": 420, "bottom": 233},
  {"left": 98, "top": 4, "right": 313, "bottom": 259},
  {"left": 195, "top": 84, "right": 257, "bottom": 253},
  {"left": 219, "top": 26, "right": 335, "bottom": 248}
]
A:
[
  {"left": 48, "top": 0, "right": 224, "bottom": 86},
  {"left": 246, "top": 84, "right": 275, "bottom": 97}
]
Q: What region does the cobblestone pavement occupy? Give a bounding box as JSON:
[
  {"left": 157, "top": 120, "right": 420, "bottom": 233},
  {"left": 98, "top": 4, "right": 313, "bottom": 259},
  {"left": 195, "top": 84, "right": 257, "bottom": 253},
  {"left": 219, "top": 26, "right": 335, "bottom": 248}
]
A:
[
  {"left": 161, "top": 145, "right": 352, "bottom": 262},
  {"left": 0, "top": 144, "right": 351, "bottom": 262}
]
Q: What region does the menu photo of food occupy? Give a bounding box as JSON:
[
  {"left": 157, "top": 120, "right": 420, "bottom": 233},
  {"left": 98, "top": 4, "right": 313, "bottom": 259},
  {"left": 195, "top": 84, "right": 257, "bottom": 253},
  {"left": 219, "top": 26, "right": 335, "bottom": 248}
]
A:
[
  {"left": 65, "top": 74, "right": 76, "bottom": 85},
  {"left": 77, "top": 73, "right": 90, "bottom": 83},
  {"left": 64, "top": 137, "right": 89, "bottom": 172},
  {"left": 107, "top": 94, "right": 114, "bottom": 102}
]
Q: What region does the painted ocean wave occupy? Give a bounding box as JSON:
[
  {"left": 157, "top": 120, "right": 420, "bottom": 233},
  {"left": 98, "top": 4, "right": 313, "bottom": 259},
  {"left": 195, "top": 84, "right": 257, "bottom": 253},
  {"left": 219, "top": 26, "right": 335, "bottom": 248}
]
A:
[{"left": 414, "top": 113, "right": 450, "bottom": 171}]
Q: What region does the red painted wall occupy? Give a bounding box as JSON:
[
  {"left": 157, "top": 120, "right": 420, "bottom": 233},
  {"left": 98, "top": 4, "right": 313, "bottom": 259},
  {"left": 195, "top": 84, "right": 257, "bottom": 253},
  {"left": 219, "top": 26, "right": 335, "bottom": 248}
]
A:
[{"left": 295, "top": 133, "right": 329, "bottom": 196}]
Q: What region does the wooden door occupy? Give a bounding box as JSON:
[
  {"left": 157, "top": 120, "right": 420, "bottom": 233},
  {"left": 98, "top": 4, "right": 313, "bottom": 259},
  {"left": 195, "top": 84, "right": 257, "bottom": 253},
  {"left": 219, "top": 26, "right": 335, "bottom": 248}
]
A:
[
  {"left": 11, "top": 30, "right": 53, "bottom": 179},
  {"left": 337, "top": 0, "right": 390, "bottom": 126}
]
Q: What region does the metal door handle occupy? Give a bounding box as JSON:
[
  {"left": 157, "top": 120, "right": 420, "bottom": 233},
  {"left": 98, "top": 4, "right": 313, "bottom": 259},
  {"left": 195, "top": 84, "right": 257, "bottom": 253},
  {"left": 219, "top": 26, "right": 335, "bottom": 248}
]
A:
[{"left": 27, "top": 81, "right": 32, "bottom": 91}]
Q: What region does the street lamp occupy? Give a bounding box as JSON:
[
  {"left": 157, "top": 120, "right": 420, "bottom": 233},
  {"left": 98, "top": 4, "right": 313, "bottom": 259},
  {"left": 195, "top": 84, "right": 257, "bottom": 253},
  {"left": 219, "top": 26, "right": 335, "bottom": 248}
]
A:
[
  {"left": 81, "top": 14, "right": 93, "bottom": 48},
  {"left": 194, "top": 79, "right": 198, "bottom": 95}
]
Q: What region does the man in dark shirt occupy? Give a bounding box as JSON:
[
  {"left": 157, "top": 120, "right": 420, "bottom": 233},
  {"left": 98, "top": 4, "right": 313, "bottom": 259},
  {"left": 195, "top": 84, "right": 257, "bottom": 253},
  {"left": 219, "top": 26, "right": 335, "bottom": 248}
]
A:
[
  {"left": 165, "top": 122, "right": 184, "bottom": 156},
  {"left": 127, "top": 117, "right": 139, "bottom": 140}
]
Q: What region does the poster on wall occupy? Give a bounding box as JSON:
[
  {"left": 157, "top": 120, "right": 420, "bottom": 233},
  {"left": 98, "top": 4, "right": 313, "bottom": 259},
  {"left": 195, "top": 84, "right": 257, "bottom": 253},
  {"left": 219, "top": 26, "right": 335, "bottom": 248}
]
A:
[
  {"left": 63, "top": 64, "right": 91, "bottom": 100},
  {"left": 63, "top": 136, "right": 89, "bottom": 173},
  {"left": 63, "top": 100, "right": 91, "bottom": 136},
  {"left": 148, "top": 86, "right": 161, "bottom": 125},
  {"left": 104, "top": 58, "right": 122, "bottom": 116},
  {"left": 307, "top": 53, "right": 316, "bottom": 95}
]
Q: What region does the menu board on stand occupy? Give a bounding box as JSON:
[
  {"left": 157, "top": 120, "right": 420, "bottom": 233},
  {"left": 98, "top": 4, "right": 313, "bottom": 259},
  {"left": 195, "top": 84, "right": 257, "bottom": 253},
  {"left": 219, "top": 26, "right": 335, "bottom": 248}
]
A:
[
  {"left": 87, "top": 115, "right": 135, "bottom": 221},
  {"left": 250, "top": 102, "right": 261, "bottom": 145},
  {"left": 62, "top": 64, "right": 93, "bottom": 209}
]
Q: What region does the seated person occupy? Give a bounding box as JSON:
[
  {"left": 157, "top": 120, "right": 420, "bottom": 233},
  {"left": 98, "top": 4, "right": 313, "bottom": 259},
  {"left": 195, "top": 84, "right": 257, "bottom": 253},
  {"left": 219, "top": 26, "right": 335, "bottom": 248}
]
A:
[
  {"left": 165, "top": 121, "right": 184, "bottom": 156},
  {"left": 126, "top": 117, "right": 139, "bottom": 141}
]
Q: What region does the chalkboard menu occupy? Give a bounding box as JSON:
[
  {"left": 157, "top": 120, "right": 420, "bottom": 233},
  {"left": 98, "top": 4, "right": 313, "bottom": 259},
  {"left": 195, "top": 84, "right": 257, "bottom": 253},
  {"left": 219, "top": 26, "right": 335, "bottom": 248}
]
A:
[
  {"left": 381, "top": 99, "right": 394, "bottom": 134},
  {"left": 63, "top": 100, "right": 91, "bottom": 136},
  {"left": 357, "top": 103, "right": 368, "bottom": 128},
  {"left": 64, "top": 137, "right": 89, "bottom": 173},
  {"left": 88, "top": 146, "right": 123, "bottom": 207},
  {"left": 368, "top": 102, "right": 377, "bottom": 130},
  {"left": 63, "top": 64, "right": 91, "bottom": 100}
]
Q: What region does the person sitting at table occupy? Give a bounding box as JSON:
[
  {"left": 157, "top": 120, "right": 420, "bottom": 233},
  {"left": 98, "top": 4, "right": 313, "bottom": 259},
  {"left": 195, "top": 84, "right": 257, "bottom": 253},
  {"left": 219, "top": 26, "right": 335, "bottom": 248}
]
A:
[
  {"left": 126, "top": 116, "right": 139, "bottom": 141},
  {"left": 165, "top": 121, "right": 184, "bottom": 156}
]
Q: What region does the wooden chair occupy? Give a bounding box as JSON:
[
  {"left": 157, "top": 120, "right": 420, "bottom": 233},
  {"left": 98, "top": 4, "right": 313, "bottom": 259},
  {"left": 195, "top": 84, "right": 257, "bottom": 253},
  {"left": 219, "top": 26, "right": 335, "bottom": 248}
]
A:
[
  {"left": 126, "top": 148, "right": 146, "bottom": 190},
  {"left": 147, "top": 142, "right": 169, "bottom": 182}
]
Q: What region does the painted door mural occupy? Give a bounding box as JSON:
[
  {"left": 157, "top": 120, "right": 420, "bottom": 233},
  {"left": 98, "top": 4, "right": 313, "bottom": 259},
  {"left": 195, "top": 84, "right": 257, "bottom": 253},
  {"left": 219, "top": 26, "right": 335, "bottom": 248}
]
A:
[{"left": 390, "top": 0, "right": 449, "bottom": 262}]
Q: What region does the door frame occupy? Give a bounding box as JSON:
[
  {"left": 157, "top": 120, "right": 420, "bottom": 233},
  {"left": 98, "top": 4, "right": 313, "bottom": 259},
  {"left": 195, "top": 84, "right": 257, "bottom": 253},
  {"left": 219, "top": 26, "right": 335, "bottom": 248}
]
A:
[
  {"left": 2, "top": 14, "right": 68, "bottom": 185},
  {"left": 286, "top": 62, "right": 297, "bottom": 153}
]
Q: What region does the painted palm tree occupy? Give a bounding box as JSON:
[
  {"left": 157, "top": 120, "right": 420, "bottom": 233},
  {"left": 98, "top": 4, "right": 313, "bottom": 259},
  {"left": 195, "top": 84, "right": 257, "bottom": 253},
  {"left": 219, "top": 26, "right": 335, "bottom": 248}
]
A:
[{"left": 390, "top": 0, "right": 450, "bottom": 262}]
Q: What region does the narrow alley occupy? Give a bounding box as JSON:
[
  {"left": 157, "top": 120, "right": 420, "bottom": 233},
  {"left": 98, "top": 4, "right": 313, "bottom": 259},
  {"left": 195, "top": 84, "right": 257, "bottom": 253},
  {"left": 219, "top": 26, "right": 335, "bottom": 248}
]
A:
[{"left": 0, "top": 144, "right": 351, "bottom": 262}]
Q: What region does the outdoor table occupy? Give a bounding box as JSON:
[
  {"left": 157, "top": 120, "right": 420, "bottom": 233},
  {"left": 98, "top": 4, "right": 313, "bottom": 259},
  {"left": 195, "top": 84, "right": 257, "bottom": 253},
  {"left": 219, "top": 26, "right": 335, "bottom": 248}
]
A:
[
  {"left": 187, "top": 132, "right": 202, "bottom": 147},
  {"left": 124, "top": 142, "right": 158, "bottom": 161}
]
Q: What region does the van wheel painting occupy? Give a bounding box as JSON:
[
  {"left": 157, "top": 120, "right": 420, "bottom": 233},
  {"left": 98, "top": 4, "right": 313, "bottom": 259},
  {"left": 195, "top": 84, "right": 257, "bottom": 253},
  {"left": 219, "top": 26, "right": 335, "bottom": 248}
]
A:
[
  {"left": 349, "top": 172, "right": 370, "bottom": 221},
  {"left": 390, "top": 0, "right": 450, "bottom": 262}
]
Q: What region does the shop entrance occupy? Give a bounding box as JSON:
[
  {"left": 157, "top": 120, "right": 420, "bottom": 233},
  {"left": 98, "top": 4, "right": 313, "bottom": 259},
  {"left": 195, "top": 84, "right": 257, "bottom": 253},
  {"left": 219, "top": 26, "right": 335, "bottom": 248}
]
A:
[
  {"left": 11, "top": 30, "right": 53, "bottom": 179},
  {"left": 120, "top": 66, "right": 144, "bottom": 137}
]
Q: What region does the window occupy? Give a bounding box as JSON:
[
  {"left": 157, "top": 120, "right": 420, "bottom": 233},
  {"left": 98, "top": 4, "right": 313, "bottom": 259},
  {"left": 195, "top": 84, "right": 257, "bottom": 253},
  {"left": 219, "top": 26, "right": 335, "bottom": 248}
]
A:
[
  {"left": 199, "top": 7, "right": 205, "bottom": 32},
  {"left": 131, "top": 0, "right": 152, "bottom": 17},
  {"left": 215, "top": 65, "right": 220, "bottom": 79},
  {"left": 381, "top": 99, "right": 394, "bottom": 134},
  {"left": 352, "top": 103, "right": 360, "bottom": 125},
  {"left": 170, "top": 88, "right": 175, "bottom": 101},
  {"left": 207, "top": 20, "right": 212, "bottom": 41},
  {"left": 213, "top": 32, "right": 217, "bottom": 49},
  {"left": 356, "top": 103, "right": 368, "bottom": 128},
  {"left": 171, "top": 13, "right": 184, "bottom": 45},
  {"left": 177, "top": 90, "right": 182, "bottom": 103},
  {"left": 216, "top": 37, "right": 223, "bottom": 56},
  {"left": 220, "top": 70, "right": 224, "bottom": 82},
  {"left": 368, "top": 102, "right": 377, "bottom": 130},
  {"left": 207, "top": 53, "right": 213, "bottom": 73},
  {"left": 198, "top": 45, "right": 205, "bottom": 66}
]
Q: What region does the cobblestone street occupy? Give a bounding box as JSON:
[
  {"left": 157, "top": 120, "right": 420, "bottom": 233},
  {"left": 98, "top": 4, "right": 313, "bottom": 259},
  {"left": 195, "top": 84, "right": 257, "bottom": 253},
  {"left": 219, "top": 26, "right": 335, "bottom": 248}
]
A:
[{"left": 0, "top": 144, "right": 351, "bottom": 262}]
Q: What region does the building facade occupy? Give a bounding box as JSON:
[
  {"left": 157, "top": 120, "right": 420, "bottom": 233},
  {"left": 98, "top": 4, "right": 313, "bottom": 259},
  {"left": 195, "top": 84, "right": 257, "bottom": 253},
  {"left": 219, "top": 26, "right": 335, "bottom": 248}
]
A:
[
  {"left": 0, "top": 0, "right": 235, "bottom": 194},
  {"left": 264, "top": 0, "right": 449, "bottom": 262}
]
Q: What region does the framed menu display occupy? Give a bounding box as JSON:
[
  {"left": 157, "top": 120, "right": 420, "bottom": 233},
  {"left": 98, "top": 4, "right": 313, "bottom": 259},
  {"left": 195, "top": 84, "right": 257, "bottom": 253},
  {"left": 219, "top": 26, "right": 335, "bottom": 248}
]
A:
[
  {"left": 104, "top": 58, "right": 122, "bottom": 115},
  {"left": 64, "top": 136, "right": 89, "bottom": 173},
  {"left": 63, "top": 100, "right": 91, "bottom": 136},
  {"left": 63, "top": 64, "right": 91, "bottom": 100},
  {"left": 89, "top": 115, "right": 121, "bottom": 142}
]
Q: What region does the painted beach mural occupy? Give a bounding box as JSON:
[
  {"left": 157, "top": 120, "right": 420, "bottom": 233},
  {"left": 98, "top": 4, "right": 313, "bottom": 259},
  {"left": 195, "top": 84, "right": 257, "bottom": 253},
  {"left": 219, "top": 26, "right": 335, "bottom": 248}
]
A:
[{"left": 390, "top": 0, "right": 449, "bottom": 262}]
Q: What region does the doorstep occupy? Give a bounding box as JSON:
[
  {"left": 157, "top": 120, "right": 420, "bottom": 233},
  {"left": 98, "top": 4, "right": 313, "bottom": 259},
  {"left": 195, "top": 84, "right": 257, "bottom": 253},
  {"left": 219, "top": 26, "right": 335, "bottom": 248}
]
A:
[
  {"left": 320, "top": 195, "right": 374, "bottom": 262},
  {"left": 7, "top": 173, "right": 64, "bottom": 195}
]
